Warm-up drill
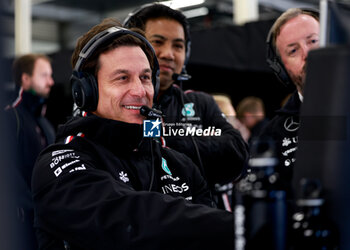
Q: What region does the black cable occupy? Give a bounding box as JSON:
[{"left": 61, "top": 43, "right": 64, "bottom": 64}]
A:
[
  {"left": 178, "top": 80, "right": 207, "bottom": 181},
  {"left": 178, "top": 80, "right": 218, "bottom": 208},
  {"left": 148, "top": 138, "right": 155, "bottom": 191},
  {"left": 139, "top": 106, "right": 161, "bottom": 192}
]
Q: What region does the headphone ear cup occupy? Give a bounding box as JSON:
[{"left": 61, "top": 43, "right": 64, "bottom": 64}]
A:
[
  {"left": 275, "top": 59, "right": 292, "bottom": 86},
  {"left": 153, "top": 69, "right": 160, "bottom": 101},
  {"left": 86, "top": 73, "right": 99, "bottom": 110},
  {"left": 266, "top": 30, "right": 293, "bottom": 88},
  {"left": 184, "top": 40, "right": 191, "bottom": 69},
  {"left": 71, "top": 74, "right": 84, "bottom": 108},
  {"left": 266, "top": 54, "right": 292, "bottom": 87},
  {"left": 71, "top": 71, "right": 99, "bottom": 111}
]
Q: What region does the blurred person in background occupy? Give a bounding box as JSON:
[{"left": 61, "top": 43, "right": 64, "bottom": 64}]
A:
[
  {"left": 212, "top": 93, "right": 250, "bottom": 142},
  {"left": 236, "top": 96, "right": 269, "bottom": 145},
  {"left": 4, "top": 53, "right": 55, "bottom": 250}
]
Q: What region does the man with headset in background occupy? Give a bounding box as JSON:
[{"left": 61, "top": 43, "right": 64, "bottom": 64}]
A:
[
  {"left": 259, "top": 8, "right": 320, "bottom": 189},
  {"left": 4, "top": 53, "right": 55, "bottom": 250},
  {"left": 31, "top": 18, "right": 236, "bottom": 249},
  {"left": 123, "top": 3, "right": 249, "bottom": 199}
]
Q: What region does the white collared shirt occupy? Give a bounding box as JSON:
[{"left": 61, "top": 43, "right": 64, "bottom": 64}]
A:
[{"left": 298, "top": 92, "right": 304, "bottom": 103}]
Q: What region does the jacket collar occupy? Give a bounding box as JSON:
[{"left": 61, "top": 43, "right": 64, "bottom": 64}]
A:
[
  {"left": 57, "top": 114, "right": 144, "bottom": 153},
  {"left": 21, "top": 91, "right": 46, "bottom": 116},
  {"left": 156, "top": 84, "right": 184, "bottom": 108},
  {"left": 276, "top": 91, "right": 301, "bottom": 115}
]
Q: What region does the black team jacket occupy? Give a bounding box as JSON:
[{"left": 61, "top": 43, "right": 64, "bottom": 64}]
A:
[
  {"left": 156, "top": 84, "right": 249, "bottom": 186},
  {"left": 257, "top": 91, "right": 301, "bottom": 188},
  {"left": 5, "top": 90, "right": 55, "bottom": 250},
  {"left": 32, "top": 114, "right": 234, "bottom": 249}
]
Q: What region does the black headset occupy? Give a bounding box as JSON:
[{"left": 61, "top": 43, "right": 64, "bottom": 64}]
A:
[
  {"left": 266, "top": 8, "right": 319, "bottom": 87},
  {"left": 123, "top": 2, "right": 191, "bottom": 73},
  {"left": 71, "top": 26, "right": 160, "bottom": 112}
]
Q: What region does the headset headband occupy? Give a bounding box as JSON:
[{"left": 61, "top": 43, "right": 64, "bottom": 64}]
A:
[
  {"left": 123, "top": 3, "right": 156, "bottom": 28},
  {"left": 74, "top": 26, "right": 159, "bottom": 72}
]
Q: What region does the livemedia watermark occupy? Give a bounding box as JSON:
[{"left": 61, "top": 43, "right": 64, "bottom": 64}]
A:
[{"left": 143, "top": 119, "right": 222, "bottom": 138}]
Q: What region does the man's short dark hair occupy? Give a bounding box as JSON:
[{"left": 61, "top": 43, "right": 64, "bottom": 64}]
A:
[
  {"left": 124, "top": 3, "right": 190, "bottom": 52},
  {"left": 71, "top": 18, "right": 155, "bottom": 77}
]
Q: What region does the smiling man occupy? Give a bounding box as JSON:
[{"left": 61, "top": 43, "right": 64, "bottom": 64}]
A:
[
  {"left": 31, "top": 18, "right": 237, "bottom": 249},
  {"left": 93, "top": 45, "right": 154, "bottom": 124},
  {"left": 124, "top": 3, "right": 249, "bottom": 197},
  {"left": 259, "top": 8, "right": 320, "bottom": 188}
]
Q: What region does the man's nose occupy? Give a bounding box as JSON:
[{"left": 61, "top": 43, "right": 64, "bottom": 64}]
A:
[
  {"left": 129, "top": 78, "right": 146, "bottom": 97},
  {"left": 48, "top": 75, "right": 54, "bottom": 86},
  {"left": 158, "top": 43, "right": 175, "bottom": 60},
  {"left": 302, "top": 43, "right": 311, "bottom": 61}
]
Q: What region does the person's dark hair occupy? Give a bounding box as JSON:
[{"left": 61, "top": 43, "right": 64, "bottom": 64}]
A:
[
  {"left": 71, "top": 18, "right": 155, "bottom": 77},
  {"left": 124, "top": 3, "right": 190, "bottom": 52},
  {"left": 13, "top": 54, "right": 51, "bottom": 86}
]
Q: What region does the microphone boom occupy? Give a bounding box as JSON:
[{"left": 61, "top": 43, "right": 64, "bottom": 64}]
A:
[{"left": 140, "top": 106, "right": 163, "bottom": 119}]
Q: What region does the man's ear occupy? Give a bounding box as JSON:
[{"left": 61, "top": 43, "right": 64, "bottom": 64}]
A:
[{"left": 21, "top": 73, "right": 31, "bottom": 91}]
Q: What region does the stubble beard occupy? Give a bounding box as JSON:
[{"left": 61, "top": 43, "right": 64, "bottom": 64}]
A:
[{"left": 289, "top": 63, "right": 307, "bottom": 95}]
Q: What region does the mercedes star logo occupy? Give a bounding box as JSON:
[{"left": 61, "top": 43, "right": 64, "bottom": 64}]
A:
[{"left": 284, "top": 116, "right": 300, "bottom": 132}]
